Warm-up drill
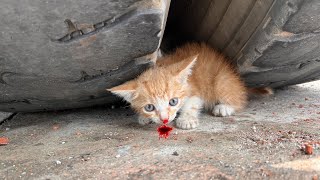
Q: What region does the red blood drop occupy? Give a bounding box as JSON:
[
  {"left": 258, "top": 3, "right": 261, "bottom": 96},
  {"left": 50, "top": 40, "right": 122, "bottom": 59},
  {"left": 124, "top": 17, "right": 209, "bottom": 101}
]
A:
[
  {"left": 157, "top": 125, "right": 173, "bottom": 139},
  {"left": 163, "top": 119, "right": 168, "bottom": 124}
]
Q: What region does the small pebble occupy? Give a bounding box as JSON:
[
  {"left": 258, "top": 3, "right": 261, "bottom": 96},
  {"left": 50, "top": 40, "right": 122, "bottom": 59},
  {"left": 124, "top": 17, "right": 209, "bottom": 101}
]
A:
[
  {"left": 55, "top": 160, "right": 62, "bottom": 165},
  {"left": 305, "top": 144, "right": 313, "bottom": 155},
  {"left": 252, "top": 126, "right": 257, "bottom": 132},
  {"left": 312, "top": 175, "right": 318, "bottom": 180},
  {"left": 186, "top": 137, "right": 193, "bottom": 143},
  {"left": 52, "top": 124, "right": 60, "bottom": 130},
  {"left": 172, "top": 151, "right": 179, "bottom": 156},
  {"left": 116, "top": 154, "right": 121, "bottom": 158}
]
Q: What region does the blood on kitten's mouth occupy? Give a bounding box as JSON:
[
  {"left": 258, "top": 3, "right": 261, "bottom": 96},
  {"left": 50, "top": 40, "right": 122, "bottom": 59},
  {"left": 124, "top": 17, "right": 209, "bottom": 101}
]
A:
[
  {"left": 157, "top": 119, "right": 173, "bottom": 139},
  {"left": 162, "top": 119, "right": 169, "bottom": 124}
]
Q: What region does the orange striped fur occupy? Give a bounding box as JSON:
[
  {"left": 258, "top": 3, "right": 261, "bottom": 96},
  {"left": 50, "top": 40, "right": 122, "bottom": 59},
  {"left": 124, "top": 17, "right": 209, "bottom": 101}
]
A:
[{"left": 108, "top": 43, "right": 252, "bottom": 129}]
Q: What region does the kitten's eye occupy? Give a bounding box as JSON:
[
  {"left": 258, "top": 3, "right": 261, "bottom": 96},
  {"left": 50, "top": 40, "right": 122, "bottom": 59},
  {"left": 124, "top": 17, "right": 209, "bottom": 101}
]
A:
[
  {"left": 144, "top": 104, "right": 155, "bottom": 112},
  {"left": 169, "top": 98, "right": 179, "bottom": 106}
]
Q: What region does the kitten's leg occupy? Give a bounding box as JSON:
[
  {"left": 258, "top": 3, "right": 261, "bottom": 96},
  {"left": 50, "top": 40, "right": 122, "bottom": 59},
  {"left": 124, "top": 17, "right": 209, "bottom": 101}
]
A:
[
  {"left": 176, "top": 96, "right": 203, "bottom": 129},
  {"left": 138, "top": 116, "right": 153, "bottom": 125},
  {"left": 212, "top": 85, "right": 247, "bottom": 117}
]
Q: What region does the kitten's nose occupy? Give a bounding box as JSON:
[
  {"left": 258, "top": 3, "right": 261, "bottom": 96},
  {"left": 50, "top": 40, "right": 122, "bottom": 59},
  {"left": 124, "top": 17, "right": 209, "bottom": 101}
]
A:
[
  {"left": 162, "top": 119, "right": 168, "bottom": 124},
  {"left": 159, "top": 111, "right": 168, "bottom": 123}
]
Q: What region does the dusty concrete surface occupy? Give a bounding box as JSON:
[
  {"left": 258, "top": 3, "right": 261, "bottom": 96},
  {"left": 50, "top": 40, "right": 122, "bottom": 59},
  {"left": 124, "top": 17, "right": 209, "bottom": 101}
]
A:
[{"left": 0, "top": 81, "right": 320, "bottom": 179}]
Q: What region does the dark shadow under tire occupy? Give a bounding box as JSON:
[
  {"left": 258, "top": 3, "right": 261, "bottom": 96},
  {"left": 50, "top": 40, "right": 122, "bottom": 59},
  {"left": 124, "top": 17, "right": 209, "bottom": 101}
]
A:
[{"left": 162, "top": 0, "right": 320, "bottom": 88}]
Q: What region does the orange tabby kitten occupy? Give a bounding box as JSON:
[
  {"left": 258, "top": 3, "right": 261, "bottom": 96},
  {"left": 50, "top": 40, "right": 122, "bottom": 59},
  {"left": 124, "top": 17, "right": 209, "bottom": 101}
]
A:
[{"left": 108, "top": 43, "right": 270, "bottom": 129}]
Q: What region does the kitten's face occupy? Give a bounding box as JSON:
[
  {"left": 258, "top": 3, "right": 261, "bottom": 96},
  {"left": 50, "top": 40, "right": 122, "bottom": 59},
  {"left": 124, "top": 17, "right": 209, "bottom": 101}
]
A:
[
  {"left": 108, "top": 55, "right": 197, "bottom": 124},
  {"left": 129, "top": 72, "right": 188, "bottom": 124}
]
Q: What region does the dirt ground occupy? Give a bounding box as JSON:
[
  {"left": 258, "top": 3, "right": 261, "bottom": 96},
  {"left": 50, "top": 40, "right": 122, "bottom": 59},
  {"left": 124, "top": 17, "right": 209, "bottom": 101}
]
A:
[{"left": 1, "top": 81, "right": 320, "bottom": 180}]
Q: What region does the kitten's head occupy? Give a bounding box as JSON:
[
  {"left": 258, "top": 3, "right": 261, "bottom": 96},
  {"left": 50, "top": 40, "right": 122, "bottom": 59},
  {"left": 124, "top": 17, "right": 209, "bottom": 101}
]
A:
[{"left": 107, "top": 55, "right": 198, "bottom": 124}]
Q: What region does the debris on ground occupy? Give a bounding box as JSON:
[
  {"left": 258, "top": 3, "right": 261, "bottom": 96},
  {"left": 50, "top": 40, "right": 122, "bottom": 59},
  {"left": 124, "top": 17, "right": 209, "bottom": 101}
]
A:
[
  {"left": 52, "top": 123, "right": 60, "bottom": 130},
  {"left": 186, "top": 136, "right": 193, "bottom": 143},
  {"left": 172, "top": 151, "right": 179, "bottom": 156},
  {"left": 304, "top": 144, "right": 313, "bottom": 155},
  {"left": 0, "top": 137, "right": 9, "bottom": 145}
]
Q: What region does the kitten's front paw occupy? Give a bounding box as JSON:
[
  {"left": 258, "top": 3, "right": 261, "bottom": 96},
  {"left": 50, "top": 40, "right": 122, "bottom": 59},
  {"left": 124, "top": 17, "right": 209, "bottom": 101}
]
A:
[
  {"left": 138, "top": 116, "right": 153, "bottom": 125},
  {"left": 213, "top": 104, "right": 235, "bottom": 117},
  {"left": 176, "top": 116, "right": 199, "bottom": 130}
]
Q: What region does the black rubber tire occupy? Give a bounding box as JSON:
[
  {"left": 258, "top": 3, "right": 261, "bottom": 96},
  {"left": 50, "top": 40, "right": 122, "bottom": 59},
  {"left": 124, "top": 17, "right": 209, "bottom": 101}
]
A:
[
  {"left": 162, "top": 0, "right": 320, "bottom": 88},
  {"left": 2, "top": 0, "right": 320, "bottom": 112},
  {"left": 0, "top": 0, "right": 169, "bottom": 112}
]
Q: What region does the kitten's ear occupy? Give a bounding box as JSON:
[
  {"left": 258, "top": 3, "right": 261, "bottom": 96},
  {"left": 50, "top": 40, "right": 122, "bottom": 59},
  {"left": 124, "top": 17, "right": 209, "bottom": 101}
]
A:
[
  {"left": 175, "top": 54, "right": 198, "bottom": 83},
  {"left": 107, "top": 80, "right": 137, "bottom": 102}
]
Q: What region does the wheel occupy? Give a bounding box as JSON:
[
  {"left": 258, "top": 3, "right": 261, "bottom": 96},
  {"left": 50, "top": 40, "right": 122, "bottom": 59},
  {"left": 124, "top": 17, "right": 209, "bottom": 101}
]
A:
[
  {"left": 162, "top": 0, "right": 320, "bottom": 88},
  {"left": 0, "top": 0, "right": 170, "bottom": 112}
]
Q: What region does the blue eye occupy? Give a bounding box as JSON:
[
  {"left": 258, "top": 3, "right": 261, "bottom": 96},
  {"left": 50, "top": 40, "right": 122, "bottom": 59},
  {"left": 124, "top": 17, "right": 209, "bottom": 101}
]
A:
[
  {"left": 144, "top": 104, "right": 155, "bottom": 112},
  {"left": 169, "top": 98, "right": 179, "bottom": 106}
]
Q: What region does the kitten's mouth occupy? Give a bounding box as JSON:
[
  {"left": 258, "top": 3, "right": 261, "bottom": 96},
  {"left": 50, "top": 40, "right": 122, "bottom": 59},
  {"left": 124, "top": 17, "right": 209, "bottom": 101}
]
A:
[{"left": 162, "top": 119, "right": 169, "bottom": 124}]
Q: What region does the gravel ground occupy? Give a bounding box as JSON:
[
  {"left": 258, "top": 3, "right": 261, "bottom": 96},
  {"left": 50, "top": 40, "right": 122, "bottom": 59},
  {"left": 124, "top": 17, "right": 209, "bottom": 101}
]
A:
[{"left": 0, "top": 81, "right": 319, "bottom": 179}]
